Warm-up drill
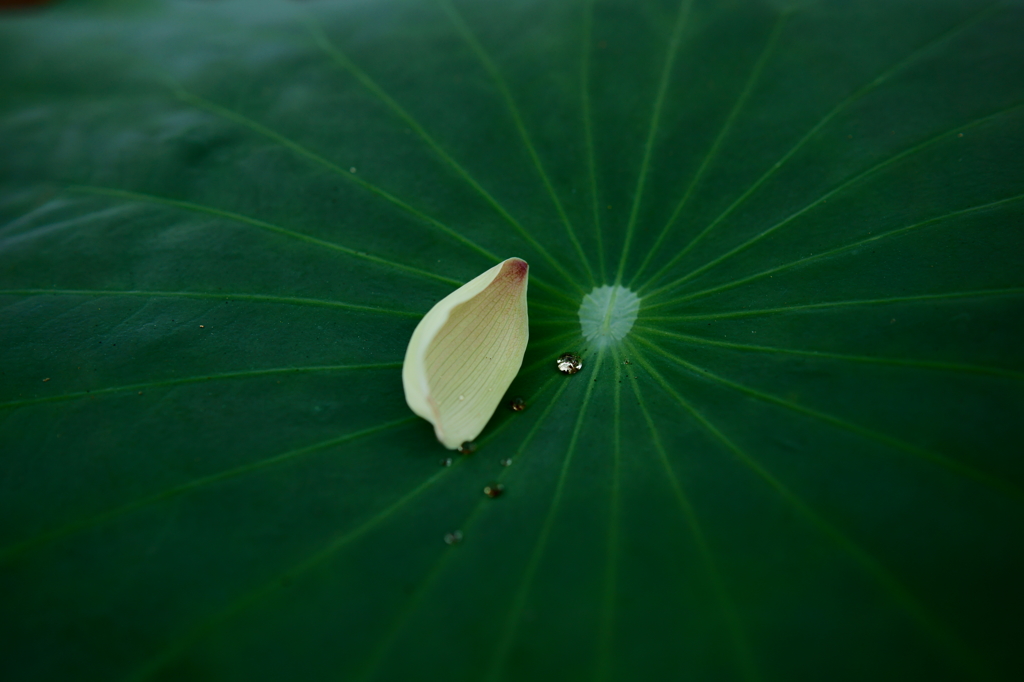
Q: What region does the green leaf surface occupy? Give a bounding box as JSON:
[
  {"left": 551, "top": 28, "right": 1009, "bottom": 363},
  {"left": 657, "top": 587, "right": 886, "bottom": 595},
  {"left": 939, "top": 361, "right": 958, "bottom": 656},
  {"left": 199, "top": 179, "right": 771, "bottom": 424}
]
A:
[{"left": 2, "top": 0, "right": 1023, "bottom": 679}]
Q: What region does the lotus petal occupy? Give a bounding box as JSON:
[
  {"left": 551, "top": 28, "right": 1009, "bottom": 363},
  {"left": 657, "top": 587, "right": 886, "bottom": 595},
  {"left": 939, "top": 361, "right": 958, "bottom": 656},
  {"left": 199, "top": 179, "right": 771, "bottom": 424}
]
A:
[{"left": 402, "top": 257, "right": 530, "bottom": 449}]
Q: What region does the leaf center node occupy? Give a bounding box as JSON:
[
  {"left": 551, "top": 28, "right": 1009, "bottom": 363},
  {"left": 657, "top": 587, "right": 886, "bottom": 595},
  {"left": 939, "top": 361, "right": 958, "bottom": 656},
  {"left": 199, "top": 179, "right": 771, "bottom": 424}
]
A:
[{"left": 578, "top": 285, "right": 640, "bottom": 348}]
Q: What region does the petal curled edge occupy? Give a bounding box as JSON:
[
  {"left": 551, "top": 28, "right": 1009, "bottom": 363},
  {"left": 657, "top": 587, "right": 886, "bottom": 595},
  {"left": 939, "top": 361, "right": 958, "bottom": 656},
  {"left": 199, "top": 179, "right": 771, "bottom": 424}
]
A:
[{"left": 402, "top": 257, "right": 530, "bottom": 449}]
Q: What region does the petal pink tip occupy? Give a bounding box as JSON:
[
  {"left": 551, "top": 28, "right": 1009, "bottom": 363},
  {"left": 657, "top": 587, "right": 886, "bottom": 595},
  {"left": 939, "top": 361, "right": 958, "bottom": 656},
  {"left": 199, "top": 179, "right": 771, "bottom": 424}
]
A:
[{"left": 500, "top": 257, "right": 529, "bottom": 283}]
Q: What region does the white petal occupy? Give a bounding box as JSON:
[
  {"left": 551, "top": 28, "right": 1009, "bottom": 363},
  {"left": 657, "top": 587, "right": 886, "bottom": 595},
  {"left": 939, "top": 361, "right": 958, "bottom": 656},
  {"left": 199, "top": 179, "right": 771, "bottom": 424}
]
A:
[{"left": 402, "top": 257, "right": 530, "bottom": 449}]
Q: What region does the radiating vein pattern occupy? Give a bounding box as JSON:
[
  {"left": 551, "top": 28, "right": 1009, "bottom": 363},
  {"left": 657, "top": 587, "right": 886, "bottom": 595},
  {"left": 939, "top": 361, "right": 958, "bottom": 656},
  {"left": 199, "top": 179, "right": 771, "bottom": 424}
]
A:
[
  {"left": 69, "top": 186, "right": 463, "bottom": 287},
  {"left": 637, "top": 1, "right": 1006, "bottom": 295},
  {"left": 635, "top": 326, "right": 1024, "bottom": 381},
  {"left": 129, "top": 463, "right": 456, "bottom": 682},
  {"left": 354, "top": 373, "right": 567, "bottom": 682},
  {"left": 614, "top": 0, "right": 692, "bottom": 284},
  {"left": 172, "top": 88, "right": 500, "bottom": 263},
  {"left": 0, "top": 288, "right": 422, "bottom": 317},
  {"left": 642, "top": 110, "right": 1024, "bottom": 300},
  {"left": 166, "top": 86, "right": 577, "bottom": 305},
  {"left": 308, "top": 16, "right": 592, "bottom": 290},
  {"left": 625, "top": 341, "right": 988, "bottom": 679},
  {"left": 596, "top": 358, "right": 623, "bottom": 682},
  {"left": 581, "top": 0, "right": 606, "bottom": 282},
  {"left": 625, "top": 360, "right": 757, "bottom": 681},
  {"left": 641, "top": 288, "right": 1024, "bottom": 319},
  {"left": 633, "top": 336, "right": 1023, "bottom": 503},
  {"left": 486, "top": 349, "right": 607, "bottom": 681},
  {"left": 0, "top": 415, "right": 417, "bottom": 564},
  {"left": 628, "top": 11, "right": 786, "bottom": 289},
  {"left": 2, "top": 1, "right": 1023, "bottom": 681},
  {"left": 440, "top": 0, "right": 594, "bottom": 289},
  {"left": 644, "top": 191, "right": 1024, "bottom": 308},
  {"left": 0, "top": 363, "right": 403, "bottom": 411}
]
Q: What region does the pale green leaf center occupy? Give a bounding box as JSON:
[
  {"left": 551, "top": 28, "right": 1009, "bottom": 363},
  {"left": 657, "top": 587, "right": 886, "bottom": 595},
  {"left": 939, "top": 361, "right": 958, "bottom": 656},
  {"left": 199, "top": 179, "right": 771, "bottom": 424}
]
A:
[{"left": 578, "top": 285, "right": 641, "bottom": 347}]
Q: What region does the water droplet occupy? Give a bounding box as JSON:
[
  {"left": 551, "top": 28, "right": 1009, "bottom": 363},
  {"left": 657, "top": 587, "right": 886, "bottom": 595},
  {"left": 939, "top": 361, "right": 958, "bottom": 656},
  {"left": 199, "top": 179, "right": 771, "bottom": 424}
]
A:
[
  {"left": 556, "top": 352, "right": 583, "bottom": 375},
  {"left": 458, "top": 441, "right": 477, "bottom": 455},
  {"left": 440, "top": 457, "right": 453, "bottom": 467},
  {"left": 444, "top": 530, "right": 464, "bottom": 545},
  {"left": 500, "top": 458, "right": 513, "bottom": 467},
  {"left": 509, "top": 397, "right": 525, "bottom": 412},
  {"left": 483, "top": 483, "right": 504, "bottom": 498},
  {"left": 349, "top": 166, "right": 357, "bottom": 173}
]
